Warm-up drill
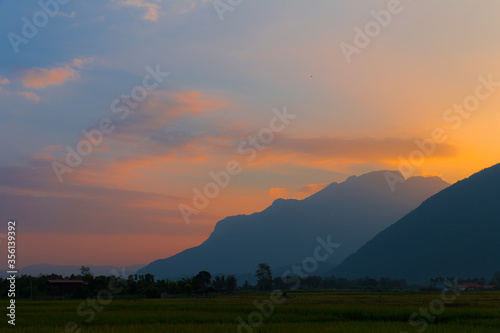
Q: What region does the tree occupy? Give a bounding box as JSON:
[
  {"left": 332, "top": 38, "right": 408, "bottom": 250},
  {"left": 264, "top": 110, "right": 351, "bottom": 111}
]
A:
[
  {"left": 194, "top": 271, "right": 212, "bottom": 289},
  {"left": 242, "top": 280, "right": 253, "bottom": 291},
  {"left": 256, "top": 263, "right": 273, "bottom": 291},
  {"left": 183, "top": 284, "right": 193, "bottom": 294},
  {"left": 213, "top": 275, "right": 226, "bottom": 289},
  {"left": 489, "top": 272, "right": 500, "bottom": 288},
  {"left": 144, "top": 273, "right": 155, "bottom": 285},
  {"left": 226, "top": 275, "right": 237, "bottom": 292},
  {"left": 79, "top": 266, "right": 93, "bottom": 282}
]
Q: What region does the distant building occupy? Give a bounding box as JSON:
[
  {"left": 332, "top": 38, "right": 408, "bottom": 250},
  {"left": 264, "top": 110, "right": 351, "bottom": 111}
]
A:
[{"left": 455, "top": 283, "right": 495, "bottom": 291}]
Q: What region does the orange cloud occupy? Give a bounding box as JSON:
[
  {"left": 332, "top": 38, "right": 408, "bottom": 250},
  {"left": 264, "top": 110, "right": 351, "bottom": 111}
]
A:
[
  {"left": 268, "top": 184, "right": 328, "bottom": 201},
  {"left": 119, "top": 0, "right": 161, "bottom": 21},
  {"left": 272, "top": 136, "right": 458, "bottom": 160},
  {"left": 242, "top": 135, "right": 459, "bottom": 174},
  {"left": 45, "top": 89, "right": 229, "bottom": 193},
  {"left": 298, "top": 183, "right": 327, "bottom": 196},
  {"left": 269, "top": 187, "right": 290, "bottom": 199},
  {"left": 148, "top": 90, "right": 227, "bottom": 117},
  {"left": 20, "top": 66, "right": 79, "bottom": 89},
  {"left": 19, "top": 58, "right": 93, "bottom": 90}
]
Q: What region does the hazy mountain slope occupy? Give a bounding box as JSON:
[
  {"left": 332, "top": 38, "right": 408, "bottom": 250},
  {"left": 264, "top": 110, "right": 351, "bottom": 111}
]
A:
[
  {"left": 333, "top": 163, "right": 500, "bottom": 283},
  {"left": 138, "top": 171, "right": 449, "bottom": 279},
  {"left": 1, "top": 264, "right": 145, "bottom": 278}
]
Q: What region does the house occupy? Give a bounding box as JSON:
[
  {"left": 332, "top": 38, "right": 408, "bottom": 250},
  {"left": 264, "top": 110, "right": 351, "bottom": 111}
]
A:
[{"left": 456, "top": 283, "right": 493, "bottom": 291}]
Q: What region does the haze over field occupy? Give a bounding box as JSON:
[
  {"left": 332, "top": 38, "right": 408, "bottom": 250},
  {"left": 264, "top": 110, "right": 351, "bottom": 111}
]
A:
[{"left": 1, "top": 0, "right": 500, "bottom": 272}]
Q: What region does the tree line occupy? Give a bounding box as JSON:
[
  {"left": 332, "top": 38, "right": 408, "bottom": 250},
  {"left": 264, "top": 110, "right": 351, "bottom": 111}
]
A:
[{"left": 1, "top": 264, "right": 499, "bottom": 300}]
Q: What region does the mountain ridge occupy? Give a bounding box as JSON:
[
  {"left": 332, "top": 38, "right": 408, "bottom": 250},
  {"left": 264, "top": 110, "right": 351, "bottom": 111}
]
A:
[
  {"left": 137, "top": 170, "right": 450, "bottom": 280},
  {"left": 333, "top": 163, "right": 500, "bottom": 283}
]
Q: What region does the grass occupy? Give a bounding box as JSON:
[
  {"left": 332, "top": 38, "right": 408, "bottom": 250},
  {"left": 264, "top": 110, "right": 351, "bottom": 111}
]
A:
[{"left": 3, "top": 291, "right": 500, "bottom": 332}]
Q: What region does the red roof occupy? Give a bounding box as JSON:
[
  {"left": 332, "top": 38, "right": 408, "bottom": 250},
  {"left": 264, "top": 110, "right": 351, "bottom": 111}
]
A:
[{"left": 457, "top": 283, "right": 484, "bottom": 289}]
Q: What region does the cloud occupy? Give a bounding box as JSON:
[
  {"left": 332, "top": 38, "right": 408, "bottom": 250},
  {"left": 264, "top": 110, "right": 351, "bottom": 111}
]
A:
[
  {"left": 56, "top": 11, "right": 76, "bottom": 18},
  {"left": 31, "top": 154, "right": 55, "bottom": 160},
  {"left": 99, "top": 90, "right": 228, "bottom": 161},
  {"left": 269, "top": 184, "right": 327, "bottom": 200},
  {"left": 298, "top": 183, "right": 327, "bottom": 196},
  {"left": 72, "top": 57, "right": 94, "bottom": 69},
  {"left": 175, "top": 1, "right": 195, "bottom": 14},
  {"left": 0, "top": 162, "right": 214, "bottom": 236},
  {"left": 42, "top": 144, "right": 64, "bottom": 153},
  {"left": 0, "top": 80, "right": 40, "bottom": 103},
  {"left": 171, "top": 0, "right": 210, "bottom": 15},
  {"left": 118, "top": 0, "right": 161, "bottom": 21},
  {"left": 263, "top": 136, "right": 458, "bottom": 165},
  {"left": 19, "top": 58, "right": 93, "bottom": 89},
  {"left": 20, "top": 66, "right": 79, "bottom": 89},
  {"left": 115, "top": 0, "right": 211, "bottom": 20},
  {"left": 17, "top": 91, "right": 40, "bottom": 103},
  {"left": 43, "top": 90, "right": 229, "bottom": 189},
  {"left": 0, "top": 77, "right": 9, "bottom": 85},
  {"left": 269, "top": 187, "right": 290, "bottom": 199}
]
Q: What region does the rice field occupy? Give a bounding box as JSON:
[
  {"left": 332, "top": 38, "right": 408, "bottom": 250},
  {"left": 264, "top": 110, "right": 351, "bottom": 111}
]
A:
[{"left": 4, "top": 291, "right": 500, "bottom": 332}]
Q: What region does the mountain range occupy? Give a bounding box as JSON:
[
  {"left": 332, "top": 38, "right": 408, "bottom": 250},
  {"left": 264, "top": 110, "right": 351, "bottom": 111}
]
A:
[
  {"left": 333, "top": 163, "right": 500, "bottom": 284},
  {"left": 137, "top": 171, "right": 449, "bottom": 280}
]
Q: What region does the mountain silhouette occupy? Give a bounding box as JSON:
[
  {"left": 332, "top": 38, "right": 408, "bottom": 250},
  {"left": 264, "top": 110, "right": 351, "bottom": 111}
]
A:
[
  {"left": 333, "top": 163, "right": 500, "bottom": 283},
  {"left": 0, "top": 264, "right": 145, "bottom": 278},
  {"left": 137, "top": 171, "right": 449, "bottom": 280}
]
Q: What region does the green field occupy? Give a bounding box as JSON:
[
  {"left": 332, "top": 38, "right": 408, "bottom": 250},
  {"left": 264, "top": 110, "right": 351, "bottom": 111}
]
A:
[{"left": 4, "top": 292, "right": 500, "bottom": 332}]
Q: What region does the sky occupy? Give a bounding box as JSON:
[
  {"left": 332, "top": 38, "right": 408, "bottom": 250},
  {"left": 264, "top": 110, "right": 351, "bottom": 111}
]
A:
[{"left": 1, "top": 0, "right": 500, "bottom": 268}]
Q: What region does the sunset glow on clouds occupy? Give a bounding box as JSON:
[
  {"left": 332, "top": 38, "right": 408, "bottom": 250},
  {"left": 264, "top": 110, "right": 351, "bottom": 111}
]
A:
[
  {"left": 19, "top": 58, "right": 93, "bottom": 89},
  {"left": 16, "top": 91, "right": 40, "bottom": 103},
  {"left": 1, "top": 0, "right": 500, "bottom": 267},
  {"left": 117, "top": 0, "right": 161, "bottom": 21}
]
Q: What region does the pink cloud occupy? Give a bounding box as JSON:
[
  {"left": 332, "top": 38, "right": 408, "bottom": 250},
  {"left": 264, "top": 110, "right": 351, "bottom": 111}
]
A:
[
  {"left": 17, "top": 91, "right": 40, "bottom": 103},
  {"left": 0, "top": 77, "right": 9, "bottom": 85},
  {"left": 31, "top": 154, "right": 55, "bottom": 160},
  {"left": 20, "top": 66, "right": 79, "bottom": 89},
  {"left": 72, "top": 57, "right": 94, "bottom": 69}
]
